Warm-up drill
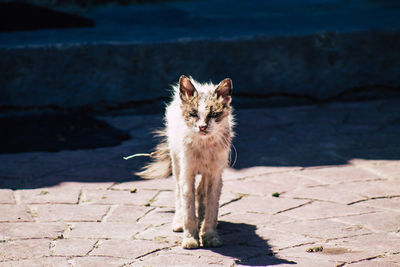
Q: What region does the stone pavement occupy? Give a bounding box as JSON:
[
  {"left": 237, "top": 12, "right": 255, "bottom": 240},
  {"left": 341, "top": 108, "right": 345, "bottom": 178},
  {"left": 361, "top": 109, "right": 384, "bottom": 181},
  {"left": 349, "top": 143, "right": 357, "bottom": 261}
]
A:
[{"left": 1, "top": 99, "right": 400, "bottom": 266}]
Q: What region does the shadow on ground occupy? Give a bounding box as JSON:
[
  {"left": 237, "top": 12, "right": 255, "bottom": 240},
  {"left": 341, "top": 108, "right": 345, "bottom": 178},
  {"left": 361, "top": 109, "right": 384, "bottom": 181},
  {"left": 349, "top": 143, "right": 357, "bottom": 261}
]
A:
[
  {"left": 0, "top": 99, "right": 399, "bottom": 189},
  {"left": 204, "top": 221, "right": 295, "bottom": 266}
]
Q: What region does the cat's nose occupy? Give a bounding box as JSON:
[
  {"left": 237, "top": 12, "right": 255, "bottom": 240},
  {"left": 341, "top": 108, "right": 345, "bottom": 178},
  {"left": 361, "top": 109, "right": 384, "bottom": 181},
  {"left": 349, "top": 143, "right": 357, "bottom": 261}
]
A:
[{"left": 199, "top": 125, "right": 208, "bottom": 132}]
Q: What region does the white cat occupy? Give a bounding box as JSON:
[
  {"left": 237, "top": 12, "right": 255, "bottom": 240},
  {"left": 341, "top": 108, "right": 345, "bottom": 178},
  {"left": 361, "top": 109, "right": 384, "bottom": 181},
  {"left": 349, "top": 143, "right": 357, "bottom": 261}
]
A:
[{"left": 137, "top": 75, "right": 234, "bottom": 249}]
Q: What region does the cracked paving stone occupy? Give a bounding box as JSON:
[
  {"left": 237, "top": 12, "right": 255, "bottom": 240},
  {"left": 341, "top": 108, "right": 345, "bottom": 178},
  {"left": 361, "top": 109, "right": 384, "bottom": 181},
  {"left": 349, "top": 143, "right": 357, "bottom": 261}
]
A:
[
  {"left": 150, "top": 191, "right": 175, "bottom": 208},
  {"left": 219, "top": 195, "right": 311, "bottom": 215},
  {"left": 105, "top": 205, "right": 152, "bottom": 222},
  {"left": 50, "top": 238, "right": 98, "bottom": 256},
  {"left": 0, "top": 256, "right": 70, "bottom": 267},
  {"left": 282, "top": 183, "right": 371, "bottom": 204},
  {"left": 347, "top": 253, "right": 400, "bottom": 266},
  {"left": 0, "top": 205, "right": 34, "bottom": 222},
  {"left": 280, "top": 201, "right": 377, "bottom": 220},
  {"left": 89, "top": 239, "right": 167, "bottom": 259},
  {"left": 29, "top": 204, "right": 110, "bottom": 222},
  {"left": 352, "top": 197, "right": 400, "bottom": 212},
  {"left": 136, "top": 207, "right": 174, "bottom": 226}
]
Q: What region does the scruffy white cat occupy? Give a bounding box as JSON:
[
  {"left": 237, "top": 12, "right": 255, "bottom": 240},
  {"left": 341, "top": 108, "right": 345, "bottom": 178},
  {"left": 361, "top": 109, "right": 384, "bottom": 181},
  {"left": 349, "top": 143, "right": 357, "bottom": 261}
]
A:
[{"left": 137, "top": 75, "right": 234, "bottom": 249}]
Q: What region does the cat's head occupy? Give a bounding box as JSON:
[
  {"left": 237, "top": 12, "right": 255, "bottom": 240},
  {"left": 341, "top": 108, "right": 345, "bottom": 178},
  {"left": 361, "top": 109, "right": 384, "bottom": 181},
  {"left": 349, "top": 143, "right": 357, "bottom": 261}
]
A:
[{"left": 178, "top": 75, "right": 232, "bottom": 136}]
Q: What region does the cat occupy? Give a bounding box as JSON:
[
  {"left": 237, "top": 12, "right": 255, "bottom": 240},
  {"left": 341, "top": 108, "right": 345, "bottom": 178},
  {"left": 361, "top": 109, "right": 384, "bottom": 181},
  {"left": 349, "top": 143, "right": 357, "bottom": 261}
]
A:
[{"left": 136, "top": 75, "right": 234, "bottom": 249}]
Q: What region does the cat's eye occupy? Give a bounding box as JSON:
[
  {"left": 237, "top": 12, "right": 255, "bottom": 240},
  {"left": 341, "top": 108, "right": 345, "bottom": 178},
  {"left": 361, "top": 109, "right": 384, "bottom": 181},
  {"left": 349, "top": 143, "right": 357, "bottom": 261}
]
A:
[
  {"left": 208, "top": 112, "right": 222, "bottom": 119},
  {"left": 189, "top": 111, "right": 198, "bottom": 118}
]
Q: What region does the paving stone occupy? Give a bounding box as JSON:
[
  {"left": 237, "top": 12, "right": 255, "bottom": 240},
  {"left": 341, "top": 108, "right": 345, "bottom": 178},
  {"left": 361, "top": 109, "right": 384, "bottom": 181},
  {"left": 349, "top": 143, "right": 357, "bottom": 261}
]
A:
[
  {"left": 0, "top": 190, "right": 15, "bottom": 204},
  {"left": 82, "top": 188, "right": 157, "bottom": 206},
  {"left": 219, "top": 212, "right": 295, "bottom": 226},
  {"left": 237, "top": 255, "right": 337, "bottom": 267},
  {"left": 106, "top": 205, "right": 152, "bottom": 223},
  {"left": 0, "top": 222, "right": 66, "bottom": 240},
  {"left": 282, "top": 183, "right": 369, "bottom": 204},
  {"left": 60, "top": 181, "right": 115, "bottom": 190},
  {"left": 333, "top": 211, "right": 400, "bottom": 233},
  {"left": 135, "top": 223, "right": 181, "bottom": 245},
  {"left": 50, "top": 238, "right": 97, "bottom": 256},
  {"left": 136, "top": 207, "right": 174, "bottom": 226},
  {"left": 255, "top": 227, "right": 322, "bottom": 251},
  {"left": 222, "top": 166, "right": 302, "bottom": 181},
  {"left": 72, "top": 256, "right": 130, "bottom": 267},
  {"left": 224, "top": 172, "right": 322, "bottom": 196},
  {"left": 353, "top": 197, "right": 400, "bottom": 212},
  {"left": 275, "top": 243, "right": 368, "bottom": 266},
  {"left": 364, "top": 161, "right": 400, "bottom": 180},
  {"left": 90, "top": 239, "right": 167, "bottom": 259},
  {"left": 326, "top": 233, "right": 400, "bottom": 255},
  {"left": 29, "top": 204, "right": 109, "bottom": 222},
  {"left": 277, "top": 233, "right": 400, "bottom": 265},
  {"left": 266, "top": 218, "right": 371, "bottom": 240},
  {"left": 131, "top": 251, "right": 235, "bottom": 266},
  {"left": 150, "top": 190, "right": 174, "bottom": 208},
  {"left": 348, "top": 180, "right": 400, "bottom": 199},
  {"left": 0, "top": 205, "right": 33, "bottom": 222},
  {"left": 0, "top": 239, "right": 50, "bottom": 261},
  {"left": 64, "top": 222, "right": 147, "bottom": 239},
  {"left": 294, "top": 165, "right": 381, "bottom": 184},
  {"left": 17, "top": 185, "right": 81, "bottom": 204},
  {"left": 1, "top": 101, "right": 400, "bottom": 265},
  {"left": 219, "top": 195, "right": 311, "bottom": 215},
  {"left": 348, "top": 260, "right": 400, "bottom": 267},
  {"left": 280, "top": 201, "right": 377, "bottom": 220},
  {"left": 0, "top": 256, "right": 70, "bottom": 267},
  {"left": 165, "top": 243, "right": 283, "bottom": 265},
  {"left": 111, "top": 177, "right": 175, "bottom": 191}
]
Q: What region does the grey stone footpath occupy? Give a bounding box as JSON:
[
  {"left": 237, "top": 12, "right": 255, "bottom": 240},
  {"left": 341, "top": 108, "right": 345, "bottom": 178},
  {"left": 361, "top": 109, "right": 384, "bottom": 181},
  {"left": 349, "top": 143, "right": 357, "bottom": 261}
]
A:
[{"left": 1, "top": 99, "right": 400, "bottom": 266}]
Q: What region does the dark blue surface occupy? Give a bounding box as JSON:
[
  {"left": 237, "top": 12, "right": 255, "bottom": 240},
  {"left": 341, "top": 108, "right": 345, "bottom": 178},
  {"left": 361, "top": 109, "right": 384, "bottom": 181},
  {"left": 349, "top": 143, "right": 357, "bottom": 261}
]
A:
[{"left": 1, "top": 0, "right": 400, "bottom": 47}]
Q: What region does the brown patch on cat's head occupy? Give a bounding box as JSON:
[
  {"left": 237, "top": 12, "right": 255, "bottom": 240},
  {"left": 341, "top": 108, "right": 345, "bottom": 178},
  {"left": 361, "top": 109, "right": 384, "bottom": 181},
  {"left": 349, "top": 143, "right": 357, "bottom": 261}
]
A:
[
  {"left": 179, "top": 75, "right": 200, "bottom": 123},
  {"left": 204, "top": 78, "right": 233, "bottom": 122}
]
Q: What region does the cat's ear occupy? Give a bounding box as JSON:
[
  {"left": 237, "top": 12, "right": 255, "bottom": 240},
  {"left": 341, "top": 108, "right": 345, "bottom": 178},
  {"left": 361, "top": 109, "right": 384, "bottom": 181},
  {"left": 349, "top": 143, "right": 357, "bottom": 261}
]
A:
[
  {"left": 179, "top": 75, "right": 197, "bottom": 100},
  {"left": 215, "top": 78, "right": 233, "bottom": 105}
]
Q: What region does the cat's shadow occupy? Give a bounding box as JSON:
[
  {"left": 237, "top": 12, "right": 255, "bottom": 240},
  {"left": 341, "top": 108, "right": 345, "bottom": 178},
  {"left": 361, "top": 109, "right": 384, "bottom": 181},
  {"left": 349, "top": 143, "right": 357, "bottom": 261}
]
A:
[{"left": 203, "top": 221, "right": 295, "bottom": 266}]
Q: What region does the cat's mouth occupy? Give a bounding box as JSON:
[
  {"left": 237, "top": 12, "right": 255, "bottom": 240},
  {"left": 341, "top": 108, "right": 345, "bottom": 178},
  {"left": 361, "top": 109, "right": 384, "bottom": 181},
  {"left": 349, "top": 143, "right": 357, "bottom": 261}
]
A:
[{"left": 199, "top": 129, "right": 209, "bottom": 135}]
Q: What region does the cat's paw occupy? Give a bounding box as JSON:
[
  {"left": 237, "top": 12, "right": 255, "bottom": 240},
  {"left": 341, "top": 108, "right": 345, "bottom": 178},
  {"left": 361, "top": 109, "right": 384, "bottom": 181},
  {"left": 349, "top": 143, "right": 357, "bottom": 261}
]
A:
[
  {"left": 172, "top": 224, "right": 183, "bottom": 232},
  {"left": 200, "top": 231, "right": 222, "bottom": 247},
  {"left": 182, "top": 236, "right": 200, "bottom": 249},
  {"left": 172, "top": 217, "right": 183, "bottom": 232}
]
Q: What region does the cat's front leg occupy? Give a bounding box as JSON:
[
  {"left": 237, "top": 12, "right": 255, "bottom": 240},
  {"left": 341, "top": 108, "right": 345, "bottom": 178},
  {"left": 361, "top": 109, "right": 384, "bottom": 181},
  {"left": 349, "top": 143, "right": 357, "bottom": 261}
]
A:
[
  {"left": 171, "top": 152, "right": 183, "bottom": 232},
  {"left": 200, "top": 173, "right": 223, "bottom": 247},
  {"left": 180, "top": 169, "right": 200, "bottom": 249}
]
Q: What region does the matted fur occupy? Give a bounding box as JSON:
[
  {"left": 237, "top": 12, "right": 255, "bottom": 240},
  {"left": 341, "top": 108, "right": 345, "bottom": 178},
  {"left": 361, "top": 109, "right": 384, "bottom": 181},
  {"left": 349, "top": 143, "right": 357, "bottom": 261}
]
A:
[{"left": 137, "top": 75, "right": 234, "bottom": 249}]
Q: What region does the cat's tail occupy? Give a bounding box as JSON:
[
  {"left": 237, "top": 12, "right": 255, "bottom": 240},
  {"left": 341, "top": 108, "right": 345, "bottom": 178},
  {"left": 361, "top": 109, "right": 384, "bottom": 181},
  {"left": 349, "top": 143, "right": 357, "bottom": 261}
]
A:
[{"left": 135, "top": 130, "right": 172, "bottom": 179}]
